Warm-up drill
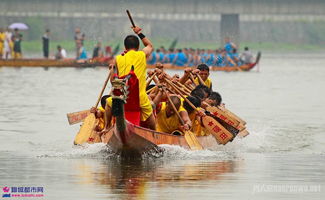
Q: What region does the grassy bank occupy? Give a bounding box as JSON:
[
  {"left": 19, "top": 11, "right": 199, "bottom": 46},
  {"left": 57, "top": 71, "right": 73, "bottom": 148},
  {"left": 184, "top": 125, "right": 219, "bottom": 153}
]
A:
[{"left": 20, "top": 39, "right": 325, "bottom": 57}]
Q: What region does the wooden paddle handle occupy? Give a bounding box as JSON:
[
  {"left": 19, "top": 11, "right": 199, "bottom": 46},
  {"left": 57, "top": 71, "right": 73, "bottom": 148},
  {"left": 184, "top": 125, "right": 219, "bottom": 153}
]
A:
[
  {"left": 189, "top": 73, "right": 197, "bottom": 86},
  {"left": 193, "top": 72, "right": 205, "bottom": 86},
  {"left": 126, "top": 10, "right": 136, "bottom": 28},
  {"left": 95, "top": 69, "right": 112, "bottom": 107},
  {"left": 146, "top": 72, "right": 157, "bottom": 88},
  {"left": 163, "top": 88, "right": 185, "bottom": 125},
  {"left": 156, "top": 77, "right": 185, "bottom": 125},
  {"left": 164, "top": 78, "right": 197, "bottom": 111}
]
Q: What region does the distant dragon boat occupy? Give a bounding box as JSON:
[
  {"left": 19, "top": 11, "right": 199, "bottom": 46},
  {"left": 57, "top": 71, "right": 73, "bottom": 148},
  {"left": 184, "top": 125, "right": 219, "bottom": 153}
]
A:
[{"left": 0, "top": 52, "right": 261, "bottom": 72}]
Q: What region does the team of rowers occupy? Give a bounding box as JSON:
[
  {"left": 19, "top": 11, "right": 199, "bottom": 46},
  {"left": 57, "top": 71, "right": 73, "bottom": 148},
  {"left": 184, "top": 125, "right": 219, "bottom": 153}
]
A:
[
  {"left": 89, "top": 25, "right": 238, "bottom": 138},
  {"left": 148, "top": 38, "right": 254, "bottom": 67}
]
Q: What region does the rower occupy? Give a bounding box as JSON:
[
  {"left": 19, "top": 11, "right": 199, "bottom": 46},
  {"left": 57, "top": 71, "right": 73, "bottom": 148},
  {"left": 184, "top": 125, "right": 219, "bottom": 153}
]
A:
[
  {"left": 205, "top": 91, "right": 222, "bottom": 107},
  {"left": 173, "top": 49, "right": 188, "bottom": 66},
  {"left": 240, "top": 47, "right": 254, "bottom": 64},
  {"left": 183, "top": 96, "right": 205, "bottom": 136},
  {"left": 104, "top": 25, "right": 156, "bottom": 130},
  {"left": 224, "top": 37, "right": 237, "bottom": 54},
  {"left": 156, "top": 95, "right": 192, "bottom": 134},
  {"left": 193, "top": 64, "right": 212, "bottom": 90},
  {"left": 90, "top": 95, "right": 110, "bottom": 132}
]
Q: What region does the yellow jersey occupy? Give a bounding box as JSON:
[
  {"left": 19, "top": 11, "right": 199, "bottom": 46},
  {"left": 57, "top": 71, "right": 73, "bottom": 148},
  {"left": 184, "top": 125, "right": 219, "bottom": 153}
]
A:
[
  {"left": 156, "top": 102, "right": 186, "bottom": 134},
  {"left": 0, "top": 32, "right": 5, "bottom": 49},
  {"left": 116, "top": 50, "right": 152, "bottom": 121},
  {"left": 194, "top": 77, "right": 212, "bottom": 89}
]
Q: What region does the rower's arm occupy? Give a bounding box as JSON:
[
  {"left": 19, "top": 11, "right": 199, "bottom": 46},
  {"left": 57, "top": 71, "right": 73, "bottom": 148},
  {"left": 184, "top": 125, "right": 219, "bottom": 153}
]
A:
[
  {"left": 141, "top": 37, "right": 153, "bottom": 58},
  {"left": 131, "top": 26, "right": 153, "bottom": 58},
  {"left": 109, "top": 58, "right": 117, "bottom": 82},
  {"left": 179, "top": 68, "right": 192, "bottom": 84},
  {"left": 180, "top": 111, "right": 192, "bottom": 129},
  {"left": 152, "top": 88, "right": 164, "bottom": 107}
]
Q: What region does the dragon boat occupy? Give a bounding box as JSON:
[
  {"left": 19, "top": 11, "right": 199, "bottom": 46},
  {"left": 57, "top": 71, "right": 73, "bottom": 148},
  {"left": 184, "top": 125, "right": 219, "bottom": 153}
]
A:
[
  {"left": 73, "top": 70, "right": 248, "bottom": 158},
  {"left": 1, "top": 52, "right": 261, "bottom": 72}
]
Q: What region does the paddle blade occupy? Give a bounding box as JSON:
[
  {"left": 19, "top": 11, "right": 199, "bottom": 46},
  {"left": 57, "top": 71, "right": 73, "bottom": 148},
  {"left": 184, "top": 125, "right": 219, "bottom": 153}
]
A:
[
  {"left": 67, "top": 109, "right": 90, "bottom": 125},
  {"left": 206, "top": 106, "right": 245, "bottom": 131},
  {"left": 238, "top": 129, "right": 250, "bottom": 138},
  {"left": 184, "top": 131, "right": 203, "bottom": 150},
  {"left": 74, "top": 113, "right": 101, "bottom": 145},
  {"left": 202, "top": 116, "right": 234, "bottom": 145},
  {"left": 222, "top": 107, "right": 247, "bottom": 125}
]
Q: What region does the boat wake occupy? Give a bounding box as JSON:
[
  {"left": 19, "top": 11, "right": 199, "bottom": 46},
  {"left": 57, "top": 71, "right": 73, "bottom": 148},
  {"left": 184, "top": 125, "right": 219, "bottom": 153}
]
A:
[
  {"left": 36, "top": 120, "right": 324, "bottom": 160},
  {"left": 38, "top": 143, "right": 116, "bottom": 159},
  {"left": 157, "top": 144, "right": 239, "bottom": 161}
]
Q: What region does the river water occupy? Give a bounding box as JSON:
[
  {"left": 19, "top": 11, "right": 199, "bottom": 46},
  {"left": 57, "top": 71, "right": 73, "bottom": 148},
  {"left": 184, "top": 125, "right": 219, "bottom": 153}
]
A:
[{"left": 0, "top": 53, "right": 324, "bottom": 199}]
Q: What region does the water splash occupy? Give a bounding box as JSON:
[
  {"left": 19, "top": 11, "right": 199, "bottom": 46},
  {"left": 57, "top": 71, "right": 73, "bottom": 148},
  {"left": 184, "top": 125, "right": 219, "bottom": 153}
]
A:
[{"left": 38, "top": 143, "right": 115, "bottom": 159}]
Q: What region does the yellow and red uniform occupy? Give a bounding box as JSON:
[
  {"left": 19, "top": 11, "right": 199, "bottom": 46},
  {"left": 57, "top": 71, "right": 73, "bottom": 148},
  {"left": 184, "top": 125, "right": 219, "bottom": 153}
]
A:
[
  {"left": 156, "top": 102, "right": 186, "bottom": 134},
  {"left": 0, "top": 32, "right": 5, "bottom": 56},
  {"left": 114, "top": 50, "right": 152, "bottom": 121},
  {"left": 194, "top": 77, "right": 212, "bottom": 89}
]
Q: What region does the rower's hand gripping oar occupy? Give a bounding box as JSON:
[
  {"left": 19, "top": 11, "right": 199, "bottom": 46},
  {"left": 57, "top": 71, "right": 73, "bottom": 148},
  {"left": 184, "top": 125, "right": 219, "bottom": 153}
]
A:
[
  {"left": 160, "top": 86, "right": 203, "bottom": 150},
  {"left": 191, "top": 71, "right": 205, "bottom": 86},
  {"left": 73, "top": 68, "right": 113, "bottom": 145},
  {"left": 164, "top": 77, "right": 234, "bottom": 145},
  {"left": 146, "top": 72, "right": 157, "bottom": 88},
  {"left": 155, "top": 76, "right": 202, "bottom": 150}
]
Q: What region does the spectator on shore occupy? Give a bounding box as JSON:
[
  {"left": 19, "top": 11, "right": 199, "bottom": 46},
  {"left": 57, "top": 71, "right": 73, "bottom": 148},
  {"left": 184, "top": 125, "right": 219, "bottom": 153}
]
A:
[
  {"left": 42, "top": 29, "right": 50, "bottom": 58},
  {"left": 12, "top": 28, "right": 23, "bottom": 59},
  {"left": 0, "top": 28, "right": 5, "bottom": 59},
  {"left": 4, "top": 28, "right": 13, "bottom": 59}
]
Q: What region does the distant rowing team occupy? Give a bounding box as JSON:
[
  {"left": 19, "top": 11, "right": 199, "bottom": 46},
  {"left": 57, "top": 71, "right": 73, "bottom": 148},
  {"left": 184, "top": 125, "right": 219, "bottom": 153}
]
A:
[
  {"left": 148, "top": 38, "right": 255, "bottom": 67},
  {"left": 73, "top": 25, "right": 247, "bottom": 146}
]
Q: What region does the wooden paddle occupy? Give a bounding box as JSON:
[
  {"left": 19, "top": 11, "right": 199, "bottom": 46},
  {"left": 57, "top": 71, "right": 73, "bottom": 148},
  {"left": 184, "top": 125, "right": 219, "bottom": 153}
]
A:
[
  {"left": 160, "top": 85, "right": 202, "bottom": 150},
  {"left": 126, "top": 10, "right": 136, "bottom": 28},
  {"left": 67, "top": 109, "right": 90, "bottom": 125},
  {"left": 189, "top": 73, "right": 197, "bottom": 86},
  {"left": 192, "top": 72, "right": 205, "bottom": 86},
  {"left": 175, "top": 81, "right": 191, "bottom": 94},
  {"left": 146, "top": 72, "right": 157, "bottom": 88},
  {"left": 164, "top": 78, "right": 234, "bottom": 145},
  {"left": 146, "top": 85, "right": 157, "bottom": 94},
  {"left": 237, "top": 129, "right": 249, "bottom": 138},
  {"left": 205, "top": 106, "right": 245, "bottom": 131},
  {"left": 221, "top": 106, "right": 247, "bottom": 125},
  {"left": 73, "top": 69, "right": 112, "bottom": 145}
]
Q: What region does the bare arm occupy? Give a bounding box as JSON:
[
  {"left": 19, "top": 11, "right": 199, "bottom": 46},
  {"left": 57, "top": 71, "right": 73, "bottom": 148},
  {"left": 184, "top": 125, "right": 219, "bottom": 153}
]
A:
[
  {"left": 179, "top": 68, "right": 192, "bottom": 84},
  {"left": 108, "top": 59, "right": 117, "bottom": 82},
  {"left": 152, "top": 88, "right": 164, "bottom": 107},
  {"left": 131, "top": 26, "right": 153, "bottom": 58},
  {"left": 180, "top": 110, "right": 192, "bottom": 129}
]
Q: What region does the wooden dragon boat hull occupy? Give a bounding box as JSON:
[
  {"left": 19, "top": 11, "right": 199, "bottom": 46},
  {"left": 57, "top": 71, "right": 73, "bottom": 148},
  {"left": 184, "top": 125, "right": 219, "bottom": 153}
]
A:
[
  {"left": 0, "top": 58, "right": 106, "bottom": 68},
  {"left": 101, "top": 119, "right": 218, "bottom": 157},
  {"left": 1, "top": 52, "right": 261, "bottom": 72}
]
